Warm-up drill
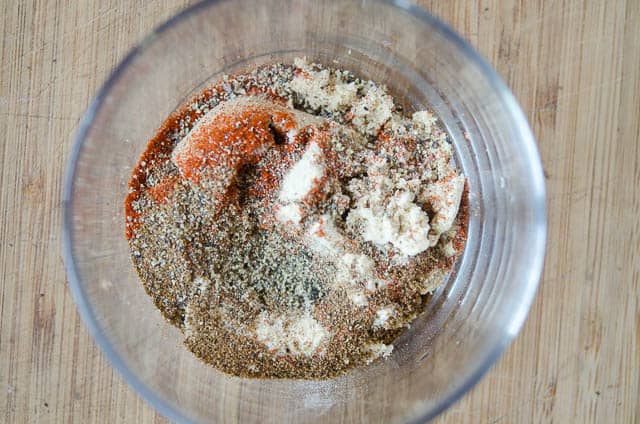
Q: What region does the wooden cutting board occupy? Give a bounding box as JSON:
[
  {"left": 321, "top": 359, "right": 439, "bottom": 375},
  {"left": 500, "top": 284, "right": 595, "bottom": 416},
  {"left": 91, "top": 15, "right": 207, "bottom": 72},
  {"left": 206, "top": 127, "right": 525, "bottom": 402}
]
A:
[{"left": 0, "top": 0, "right": 637, "bottom": 422}]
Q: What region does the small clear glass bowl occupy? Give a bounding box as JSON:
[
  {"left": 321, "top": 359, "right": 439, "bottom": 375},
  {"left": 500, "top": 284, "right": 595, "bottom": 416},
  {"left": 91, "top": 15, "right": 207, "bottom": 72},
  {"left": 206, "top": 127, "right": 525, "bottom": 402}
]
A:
[{"left": 63, "top": 1, "right": 546, "bottom": 422}]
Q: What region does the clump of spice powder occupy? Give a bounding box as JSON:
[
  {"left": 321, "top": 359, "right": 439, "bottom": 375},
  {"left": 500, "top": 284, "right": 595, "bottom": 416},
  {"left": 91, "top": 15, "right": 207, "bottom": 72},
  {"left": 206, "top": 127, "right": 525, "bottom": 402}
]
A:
[{"left": 125, "top": 59, "right": 468, "bottom": 379}]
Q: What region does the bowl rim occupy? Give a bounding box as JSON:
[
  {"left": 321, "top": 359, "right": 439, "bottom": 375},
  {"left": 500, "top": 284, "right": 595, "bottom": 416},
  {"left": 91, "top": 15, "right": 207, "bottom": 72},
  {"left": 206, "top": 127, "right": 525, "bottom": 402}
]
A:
[{"left": 62, "top": 0, "right": 547, "bottom": 422}]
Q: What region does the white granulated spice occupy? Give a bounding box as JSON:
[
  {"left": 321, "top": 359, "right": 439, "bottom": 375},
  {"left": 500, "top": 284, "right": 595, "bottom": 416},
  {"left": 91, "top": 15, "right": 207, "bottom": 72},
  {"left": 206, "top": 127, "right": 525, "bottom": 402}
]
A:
[
  {"left": 341, "top": 253, "right": 376, "bottom": 280},
  {"left": 349, "top": 189, "right": 435, "bottom": 257},
  {"left": 279, "top": 141, "right": 324, "bottom": 202},
  {"left": 373, "top": 305, "right": 396, "bottom": 328},
  {"left": 308, "top": 220, "right": 387, "bottom": 296},
  {"left": 255, "top": 312, "right": 328, "bottom": 356},
  {"left": 411, "top": 110, "right": 437, "bottom": 132},
  {"left": 420, "top": 267, "right": 449, "bottom": 295},
  {"left": 350, "top": 82, "right": 394, "bottom": 135},
  {"left": 366, "top": 343, "right": 394, "bottom": 363},
  {"left": 290, "top": 57, "right": 358, "bottom": 112},
  {"left": 440, "top": 240, "right": 458, "bottom": 258},
  {"left": 291, "top": 58, "right": 394, "bottom": 135},
  {"left": 421, "top": 175, "right": 465, "bottom": 234},
  {"left": 307, "top": 215, "right": 345, "bottom": 256},
  {"left": 276, "top": 203, "right": 303, "bottom": 225},
  {"left": 349, "top": 291, "right": 369, "bottom": 307}
]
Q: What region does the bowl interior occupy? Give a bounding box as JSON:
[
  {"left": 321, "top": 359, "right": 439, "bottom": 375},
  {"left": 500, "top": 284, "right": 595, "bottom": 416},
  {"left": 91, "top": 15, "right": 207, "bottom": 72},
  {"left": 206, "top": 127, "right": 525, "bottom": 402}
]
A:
[{"left": 63, "top": 1, "right": 546, "bottom": 423}]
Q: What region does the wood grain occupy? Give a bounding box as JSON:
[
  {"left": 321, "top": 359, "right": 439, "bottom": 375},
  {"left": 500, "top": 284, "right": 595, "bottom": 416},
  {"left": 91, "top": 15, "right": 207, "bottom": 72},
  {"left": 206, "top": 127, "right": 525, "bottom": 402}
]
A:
[{"left": 0, "top": 0, "right": 638, "bottom": 422}]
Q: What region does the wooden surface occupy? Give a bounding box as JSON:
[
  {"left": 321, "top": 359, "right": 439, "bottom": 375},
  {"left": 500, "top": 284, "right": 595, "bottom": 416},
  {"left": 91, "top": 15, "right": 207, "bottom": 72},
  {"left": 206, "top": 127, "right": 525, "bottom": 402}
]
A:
[{"left": 1, "top": 0, "right": 638, "bottom": 422}]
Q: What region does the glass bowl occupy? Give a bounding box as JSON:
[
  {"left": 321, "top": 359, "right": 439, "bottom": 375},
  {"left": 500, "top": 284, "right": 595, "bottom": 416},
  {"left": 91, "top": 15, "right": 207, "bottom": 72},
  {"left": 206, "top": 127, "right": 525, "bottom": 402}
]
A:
[{"left": 62, "top": 0, "right": 547, "bottom": 422}]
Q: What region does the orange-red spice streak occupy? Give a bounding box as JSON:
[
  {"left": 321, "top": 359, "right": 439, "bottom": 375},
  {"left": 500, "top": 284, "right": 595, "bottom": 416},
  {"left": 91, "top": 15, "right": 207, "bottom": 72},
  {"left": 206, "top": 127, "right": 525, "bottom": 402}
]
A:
[
  {"left": 173, "top": 104, "right": 295, "bottom": 189},
  {"left": 124, "top": 85, "right": 227, "bottom": 240},
  {"left": 125, "top": 97, "right": 298, "bottom": 239},
  {"left": 146, "top": 175, "right": 180, "bottom": 204}
]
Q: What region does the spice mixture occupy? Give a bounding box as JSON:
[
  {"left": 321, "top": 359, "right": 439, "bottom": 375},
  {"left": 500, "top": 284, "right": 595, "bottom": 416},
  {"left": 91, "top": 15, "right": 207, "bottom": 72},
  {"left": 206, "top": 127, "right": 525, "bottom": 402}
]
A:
[{"left": 125, "top": 59, "right": 468, "bottom": 379}]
